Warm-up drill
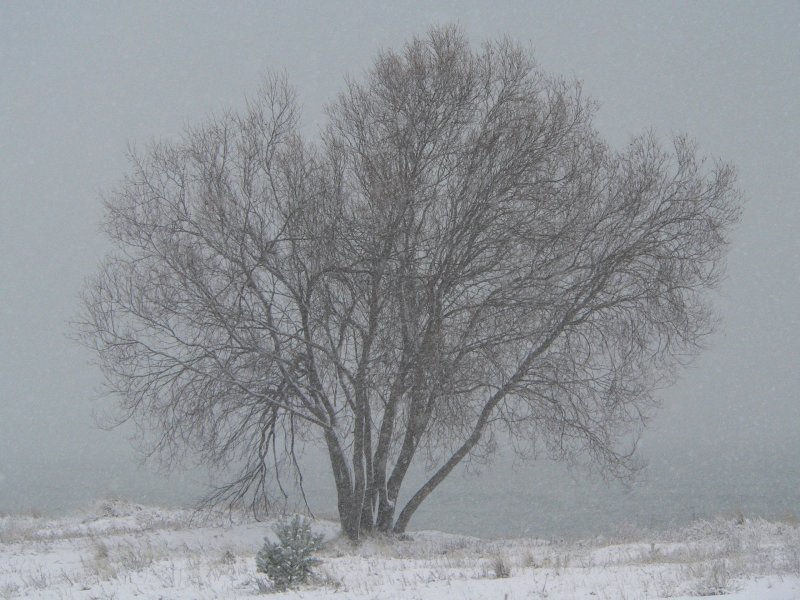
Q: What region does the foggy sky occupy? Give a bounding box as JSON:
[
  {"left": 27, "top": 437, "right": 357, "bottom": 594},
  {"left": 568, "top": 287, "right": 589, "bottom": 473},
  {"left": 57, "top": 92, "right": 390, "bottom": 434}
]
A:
[{"left": 1, "top": 1, "right": 798, "bottom": 527}]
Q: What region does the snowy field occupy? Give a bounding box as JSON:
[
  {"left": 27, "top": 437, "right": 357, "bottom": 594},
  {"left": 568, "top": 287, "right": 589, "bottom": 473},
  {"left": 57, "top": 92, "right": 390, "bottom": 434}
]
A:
[{"left": 1, "top": 500, "right": 798, "bottom": 599}]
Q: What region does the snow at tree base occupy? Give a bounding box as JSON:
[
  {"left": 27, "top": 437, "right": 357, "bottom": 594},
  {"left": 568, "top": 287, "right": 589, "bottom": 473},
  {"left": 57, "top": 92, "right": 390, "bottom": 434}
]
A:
[{"left": 1, "top": 501, "right": 798, "bottom": 599}]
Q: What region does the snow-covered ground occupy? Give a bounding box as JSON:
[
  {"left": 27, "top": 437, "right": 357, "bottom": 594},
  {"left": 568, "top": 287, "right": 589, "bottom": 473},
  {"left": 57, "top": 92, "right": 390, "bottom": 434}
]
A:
[{"left": 1, "top": 500, "right": 798, "bottom": 599}]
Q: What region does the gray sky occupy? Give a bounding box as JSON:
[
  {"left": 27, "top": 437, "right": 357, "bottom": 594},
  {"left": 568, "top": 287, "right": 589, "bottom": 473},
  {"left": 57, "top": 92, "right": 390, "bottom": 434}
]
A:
[{"left": 1, "top": 1, "right": 798, "bottom": 527}]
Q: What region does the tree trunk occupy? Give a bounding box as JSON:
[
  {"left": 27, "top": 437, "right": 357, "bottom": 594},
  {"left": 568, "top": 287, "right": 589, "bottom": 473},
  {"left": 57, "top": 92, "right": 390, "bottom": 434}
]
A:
[
  {"left": 324, "top": 430, "right": 359, "bottom": 541},
  {"left": 393, "top": 425, "right": 484, "bottom": 533},
  {"left": 360, "top": 399, "right": 375, "bottom": 533},
  {"left": 374, "top": 400, "right": 422, "bottom": 532}
]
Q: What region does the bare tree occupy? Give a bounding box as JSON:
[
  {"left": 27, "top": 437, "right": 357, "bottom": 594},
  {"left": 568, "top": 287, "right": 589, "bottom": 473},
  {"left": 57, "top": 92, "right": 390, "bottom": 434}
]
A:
[{"left": 79, "top": 26, "right": 741, "bottom": 541}]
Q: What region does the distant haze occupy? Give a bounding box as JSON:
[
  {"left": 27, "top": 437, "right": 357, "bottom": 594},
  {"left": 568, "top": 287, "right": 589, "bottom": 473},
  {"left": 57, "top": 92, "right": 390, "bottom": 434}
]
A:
[{"left": 1, "top": 2, "right": 798, "bottom": 536}]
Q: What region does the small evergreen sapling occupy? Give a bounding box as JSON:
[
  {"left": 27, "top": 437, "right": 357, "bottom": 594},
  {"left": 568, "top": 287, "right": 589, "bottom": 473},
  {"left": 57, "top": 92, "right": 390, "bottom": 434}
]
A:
[{"left": 256, "top": 516, "right": 324, "bottom": 590}]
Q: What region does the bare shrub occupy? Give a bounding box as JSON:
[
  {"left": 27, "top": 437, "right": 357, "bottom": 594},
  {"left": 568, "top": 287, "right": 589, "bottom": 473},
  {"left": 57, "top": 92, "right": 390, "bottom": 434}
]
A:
[
  {"left": 22, "top": 568, "right": 49, "bottom": 590},
  {"left": 116, "top": 540, "right": 156, "bottom": 572},
  {"left": 253, "top": 576, "right": 272, "bottom": 594},
  {"left": 92, "top": 537, "right": 110, "bottom": 561},
  {"left": 0, "top": 582, "right": 20, "bottom": 600},
  {"left": 492, "top": 555, "right": 511, "bottom": 578},
  {"left": 219, "top": 548, "right": 236, "bottom": 565},
  {"left": 691, "top": 559, "right": 732, "bottom": 596}
]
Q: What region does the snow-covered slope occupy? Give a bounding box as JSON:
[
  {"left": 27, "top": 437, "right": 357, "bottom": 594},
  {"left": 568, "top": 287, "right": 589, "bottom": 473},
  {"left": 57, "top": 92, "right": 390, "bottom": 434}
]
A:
[{"left": 1, "top": 499, "right": 798, "bottom": 599}]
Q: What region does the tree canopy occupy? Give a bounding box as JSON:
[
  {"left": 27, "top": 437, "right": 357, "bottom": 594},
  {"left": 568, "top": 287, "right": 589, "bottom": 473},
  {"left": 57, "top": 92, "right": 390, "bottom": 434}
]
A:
[{"left": 80, "top": 26, "right": 741, "bottom": 540}]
